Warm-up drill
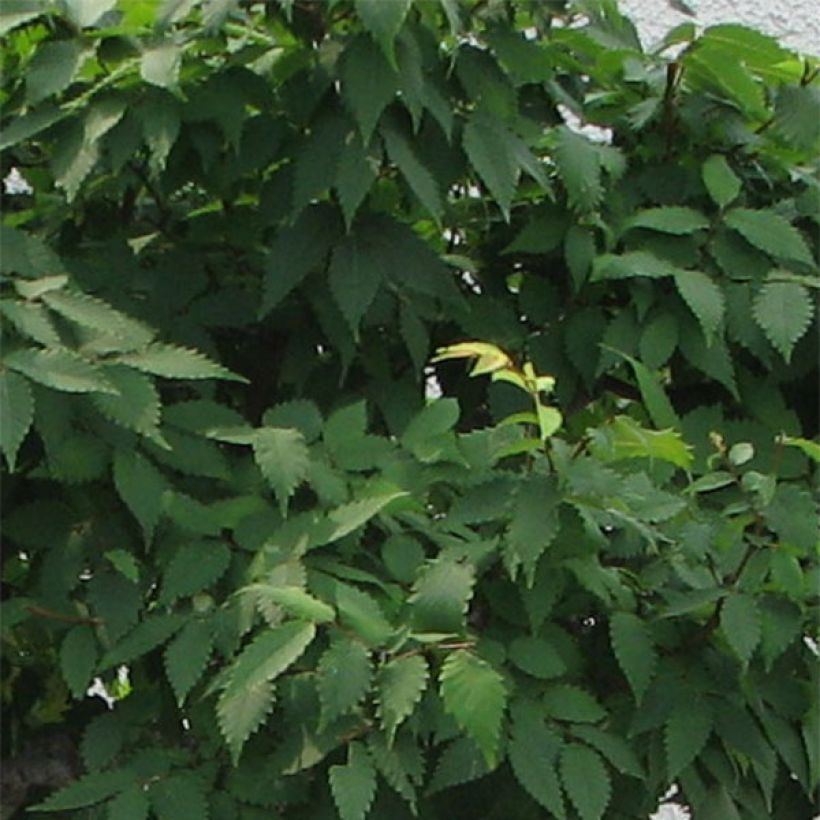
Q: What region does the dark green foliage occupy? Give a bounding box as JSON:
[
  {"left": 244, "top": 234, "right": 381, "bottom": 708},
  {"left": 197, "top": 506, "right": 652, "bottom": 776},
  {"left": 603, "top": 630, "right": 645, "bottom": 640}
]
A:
[{"left": 1, "top": 2, "right": 817, "bottom": 819}]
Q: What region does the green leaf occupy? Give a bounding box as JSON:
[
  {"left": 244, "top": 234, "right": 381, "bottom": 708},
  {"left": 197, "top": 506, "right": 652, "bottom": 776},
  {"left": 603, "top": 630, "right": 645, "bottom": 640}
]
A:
[
  {"left": 428, "top": 736, "right": 490, "bottom": 793},
  {"left": 607, "top": 348, "right": 681, "bottom": 430},
  {"left": 408, "top": 558, "right": 475, "bottom": 633},
  {"left": 116, "top": 343, "right": 246, "bottom": 382},
  {"left": 341, "top": 36, "right": 397, "bottom": 142},
  {"left": 774, "top": 84, "right": 820, "bottom": 150},
  {"left": 591, "top": 251, "right": 679, "bottom": 281},
  {"left": 554, "top": 126, "right": 602, "bottom": 213},
  {"left": 565, "top": 224, "right": 597, "bottom": 290},
  {"left": 505, "top": 476, "right": 561, "bottom": 584},
  {"left": 250, "top": 586, "right": 335, "bottom": 623},
  {"left": 149, "top": 774, "right": 209, "bottom": 820},
  {"left": 381, "top": 119, "right": 443, "bottom": 220},
  {"left": 509, "top": 636, "right": 566, "bottom": 679},
  {"left": 508, "top": 715, "right": 566, "bottom": 818},
  {"left": 559, "top": 743, "right": 611, "bottom": 820},
  {"left": 252, "top": 427, "right": 310, "bottom": 515},
  {"left": 53, "top": 121, "right": 98, "bottom": 201},
  {"left": 777, "top": 434, "right": 820, "bottom": 463},
  {"left": 335, "top": 130, "right": 380, "bottom": 228},
  {"left": 725, "top": 209, "right": 813, "bottom": 266},
  {"left": 81, "top": 711, "right": 124, "bottom": 772},
  {"left": 571, "top": 726, "right": 643, "bottom": 778},
  {"left": 26, "top": 40, "right": 84, "bottom": 105},
  {"left": 399, "top": 302, "right": 429, "bottom": 373},
  {"left": 328, "top": 233, "right": 382, "bottom": 336},
  {"left": 440, "top": 650, "right": 506, "bottom": 767},
  {"left": 674, "top": 271, "right": 725, "bottom": 343},
  {"left": 161, "top": 542, "right": 231, "bottom": 603},
  {"left": 462, "top": 111, "right": 520, "bottom": 220},
  {"left": 665, "top": 703, "right": 712, "bottom": 779},
  {"left": 92, "top": 367, "right": 162, "bottom": 439},
  {"left": 326, "top": 492, "right": 406, "bottom": 543},
  {"left": 29, "top": 770, "right": 131, "bottom": 812},
  {"left": 102, "top": 614, "right": 186, "bottom": 668},
  {"left": 609, "top": 612, "right": 657, "bottom": 703},
  {"left": 702, "top": 155, "right": 741, "bottom": 208},
  {"left": 113, "top": 449, "right": 168, "bottom": 542},
  {"left": 60, "top": 625, "right": 97, "bottom": 699},
  {"left": 624, "top": 206, "right": 709, "bottom": 235},
  {"left": 141, "top": 90, "right": 180, "bottom": 173},
  {"left": 43, "top": 289, "right": 153, "bottom": 350},
  {"left": 367, "top": 733, "right": 421, "bottom": 810},
  {"left": 224, "top": 621, "right": 316, "bottom": 695},
  {"left": 0, "top": 369, "right": 33, "bottom": 470},
  {"left": 4, "top": 348, "right": 116, "bottom": 394},
  {"left": 140, "top": 41, "right": 181, "bottom": 89},
  {"left": 720, "top": 592, "right": 761, "bottom": 664},
  {"left": 292, "top": 113, "right": 351, "bottom": 216},
  {"left": 752, "top": 281, "right": 813, "bottom": 362},
  {"left": 164, "top": 618, "right": 213, "bottom": 705},
  {"left": 317, "top": 638, "right": 372, "bottom": 728},
  {"left": 261, "top": 206, "right": 339, "bottom": 313},
  {"left": 543, "top": 684, "right": 607, "bottom": 724},
  {"left": 377, "top": 654, "right": 429, "bottom": 742},
  {"left": 217, "top": 680, "right": 275, "bottom": 765},
  {"left": 329, "top": 742, "right": 377, "bottom": 820},
  {"left": 335, "top": 584, "right": 394, "bottom": 647},
  {"left": 354, "top": 0, "right": 412, "bottom": 64},
  {"left": 639, "top": 312, "right": 678, "bottom": 370},
  {"left": 1, "top": 299, "right": 61, "bottom": 346},
  {"left": 593, "top": 415, "right": 692, "bottom": 469}
]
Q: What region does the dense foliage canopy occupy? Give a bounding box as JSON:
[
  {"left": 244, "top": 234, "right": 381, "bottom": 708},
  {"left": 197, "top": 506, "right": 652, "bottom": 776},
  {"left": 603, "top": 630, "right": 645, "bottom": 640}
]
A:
[{"left": 1, "top": 1, "right": 818, "bottom": 818}]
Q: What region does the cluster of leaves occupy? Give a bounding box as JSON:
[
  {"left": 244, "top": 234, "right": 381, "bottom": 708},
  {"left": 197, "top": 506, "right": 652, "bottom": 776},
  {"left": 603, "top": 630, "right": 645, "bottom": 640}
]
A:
[{"left": 1, "top": 1, "right": 817, "bottom": 819}]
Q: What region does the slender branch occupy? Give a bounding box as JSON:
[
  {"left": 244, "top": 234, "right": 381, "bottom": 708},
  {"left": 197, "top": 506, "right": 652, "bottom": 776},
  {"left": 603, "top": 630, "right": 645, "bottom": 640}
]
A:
[{"left": 26, "top": 605, "right": 102, "bottom": 626}]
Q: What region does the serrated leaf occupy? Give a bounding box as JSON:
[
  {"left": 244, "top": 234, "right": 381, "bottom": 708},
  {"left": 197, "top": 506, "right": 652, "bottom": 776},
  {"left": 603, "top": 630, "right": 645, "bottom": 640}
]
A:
[
  {"left": 509, "top": 636, "right": 566, "bottom": 680},
  {"left": 81, "top": 711, "right": 124, "bottom": 771},
  {"left": 674, "top": 271, "right": 725, "bottom": 343},
  {"left": 354, "top": 0, "right": 412, "bottom": 64},
  {"left": 224, "top": 621, "right": 316, "bottom": 695},
  {"left": 726, "top": 208, "right": 813, "bottom": 266},
  {"left": 262, "top": 205, "right": 339, "bottom": 314},
  {"left": 462, "top": 111, "right": 519, "bottom": 220},
  {"left": 217, "top": 679, "right": 275, "bottom": 765},
  {"left": 382, "top": 119, "right": 443, "bottom": 220},
  {"left": 329, "top": 742, "right": 377, "bottom": 820},
  {"left": 428, "top": 736, "right": 490, "bottom": 793},
  {"left": 720, "top": 592, "right": 761, "bottom": 664},
  {"left": 559, "top": 744, "right": 611, "bottom": 820},
  {"left": 702, "top": 154, "right": 740, "bottom": 208},
  {"left": 505, "top": 476, "right": 560, "bottom": 584},
  {"left": 164, "top": 618, "right": 213, "bottom": 704},
  {"left": 593, "top": 415, "right": 692, "bottom": 469},
  {"left": 326, "top": 492, "right": 406, "bottom": 544},
  {"left": 508, "top": 717, "right": 566, "bottom": 818},
  {"left": 639, "top": 312, "right": 678, "bottom": 369},
  {"left": 591, "top": 251, "right": 679, "bottom": 281},
  {"left": 665, "top": 703, "right": 712, "bottom": 779},
  {"left": 92, "top": 367, "right": 161, "bottom": 439},
  {"left": 367, "top": 733, "right": 421, "bottom": 810},
  {"left": 26, "top": 40, "right": 84, "bottom": 105},
  {"left": 408, "top": 558, "right": 475, "bottom": 633},
  {"left": 440, "top": 650, "right": 506, "bottom": 766},
  {"left": 29, "top": 770, "right": 131, "bottom": 812},
  {"left": 571, "top": 725, "right": 643, "bottom": 778},
  {"left": 335, "top": 584, "right": 394, "bottom": 647},
  {"left": 335, "top": 130, "right": 380, "bottom": 228},
  {"left": 608, "top": 348, "right": 681, "bottom": 429},
  {"left": 543, "top": 684, "right": 606, "bottom": 723},
  {"left": 292, "top": 112, "right": 351, "bottom": 216},
  {"left": 317, "top": 638, "right": 372, "bottom": 728},
  {"left": 113, "top": 449, "right": 168, "bottom": 542},
  {"left": 328, "top": 233, "right": 382, "bottom": 337},
  {"left": 565, "top": 224, "right": 596, "bottom": 290},
  {"left": 774, "top": 84, "right": 820, "bottom": 150},
  {"left": 102, "top": 614, "right": 186, "bottom": 668},
  {"left": 249, "top": 586, "right": 335, "bottom": 623},
  {"left": 399, "top": 302, "right": 429, "bottom": 373},
  {"left": 43, "top": 288, "right": 153, "bottom": 349},
  {"left": 160, "top": 541, "right": 231, "bottom": 604},
  {"left": 0, "top": 369, "right": 33, "bottom": 470},
  {"left": 752, "top": 281, "right": 813, "bottom": 362},
  {"left": 60, "top": 625, "right": 98, "bottom": 699},
  {"left": 609, "top": 612, "right": 657, "bottom": 703},
  {"left": 140, "top": 41, "right": 181, "bottom": 89},
  {"left": 141, "top": 90, "right": 180, "bottom": 173},
  {"left": 5, "top": 348, "right": 117, "bottom": 394},
  {"left": 0, "top": 299, "right": 61, "bottom": 346},
  {"left": 53, "top": 120, "right": 99, "bottom": 201},
  {"left": 252, "top": 427, "right": 310, "bottom": 515},
  {"left": 116, "top": 343, "right": 246, "bottom": 382},
  {"left": 377, "top": 654, "right": 429, "bottom": 742},
  {"left": 624, "top": 206, "right": 709, "bottom": 235},
  {"left": 149, "top": 773, "right": 209, "bottom": 820},
  {"left": 554, "top": 126, "right": 602, "bottom": 213},
  {"left": 341, "top": 36, "right": 397, "bottom": 142}
]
